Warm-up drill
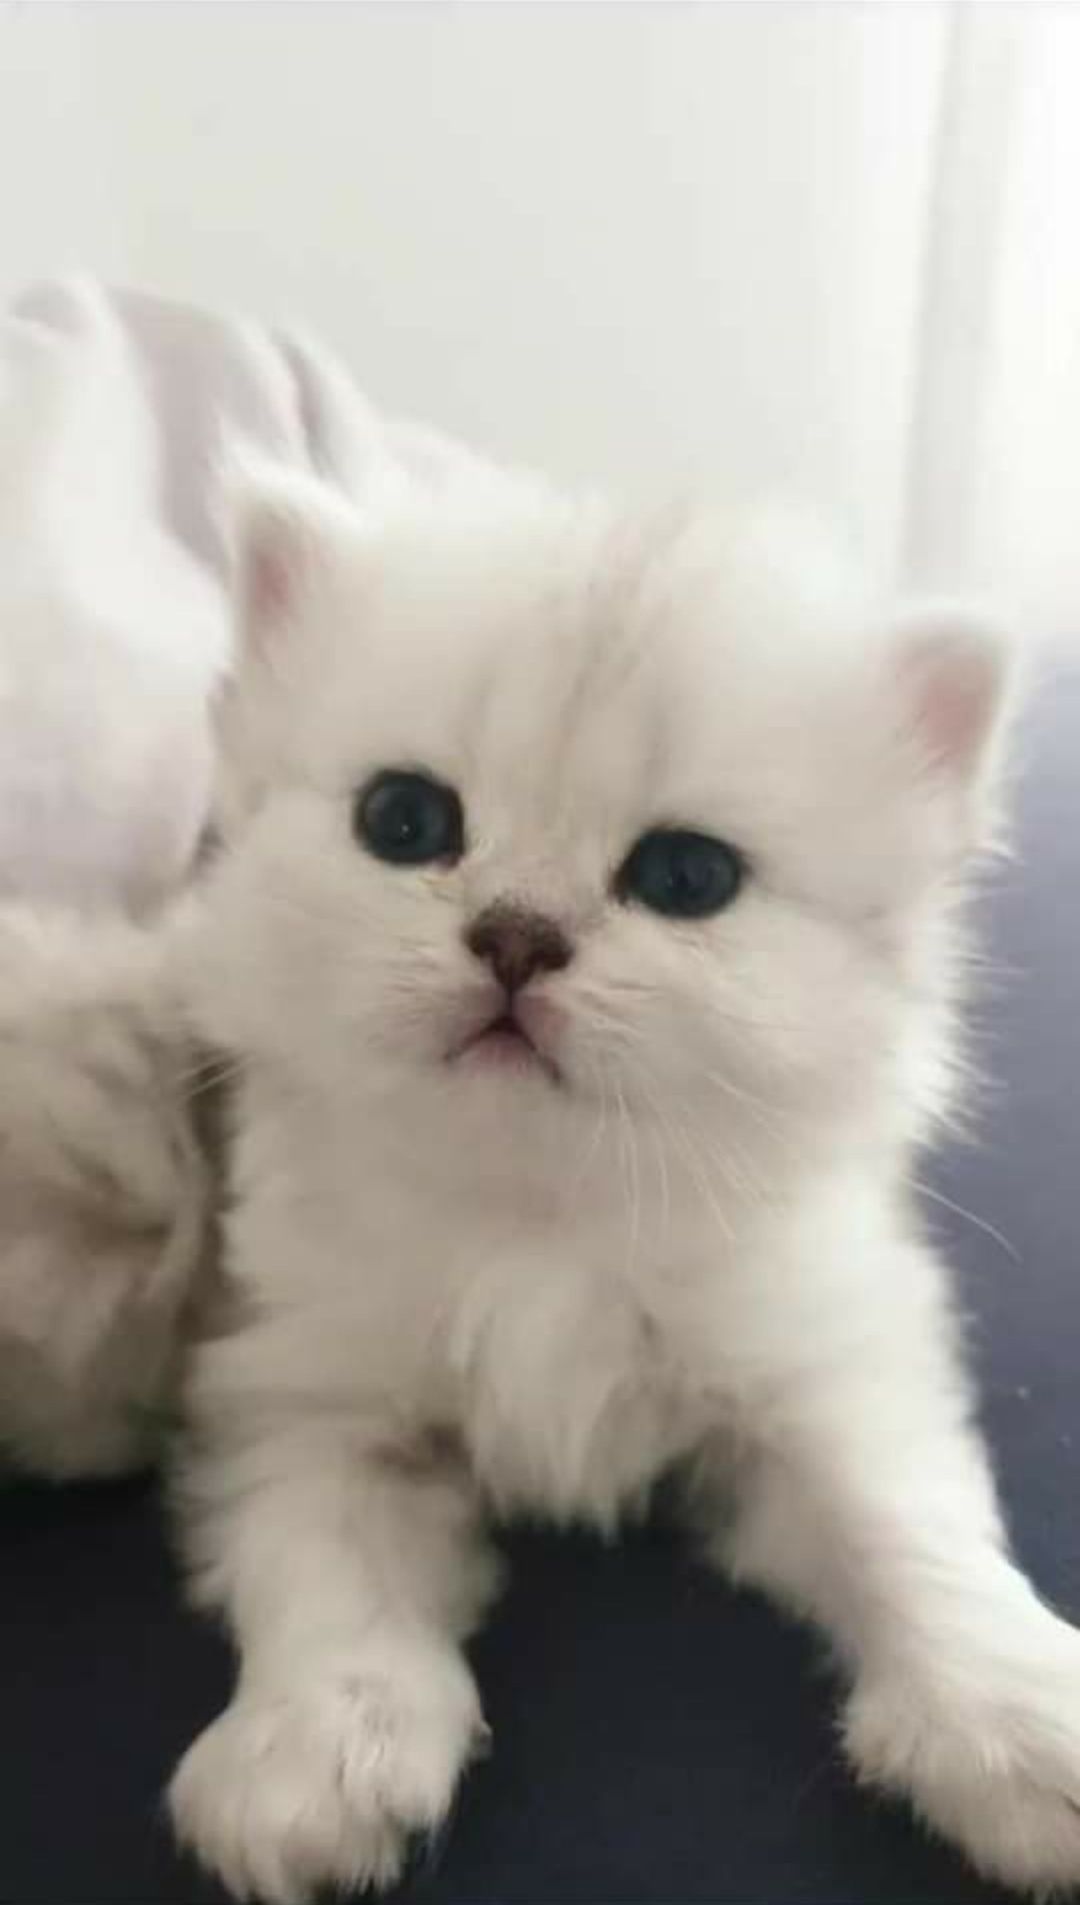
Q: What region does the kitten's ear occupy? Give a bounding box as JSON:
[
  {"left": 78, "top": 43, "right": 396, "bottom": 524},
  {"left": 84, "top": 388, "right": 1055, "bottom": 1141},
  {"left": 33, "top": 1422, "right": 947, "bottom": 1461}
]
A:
[
  {"left": 221, "top": 449, "right": 363, "bottom": 662},
  {"left": 890, "top": 603, "right": 1016, "bottom": 844},
  {"left": 212, "top": 454, "right": 368, "bottom": 830}
]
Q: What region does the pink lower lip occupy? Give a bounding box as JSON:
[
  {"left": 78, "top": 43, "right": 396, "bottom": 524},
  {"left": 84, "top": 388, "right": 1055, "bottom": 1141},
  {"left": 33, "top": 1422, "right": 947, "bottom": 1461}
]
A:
[
  {"left": 453, "top": 1013, "right": 558, "bottom": 1080},
  {"left": 461, "top": 1016, "right": 535, "bottom": 1067}
]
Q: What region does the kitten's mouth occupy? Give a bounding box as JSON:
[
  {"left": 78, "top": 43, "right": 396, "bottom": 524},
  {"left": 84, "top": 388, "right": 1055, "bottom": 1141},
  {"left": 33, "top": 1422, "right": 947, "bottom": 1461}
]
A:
[{"left": 449, "top": 1009, "right": 561, "bottom": 1084}]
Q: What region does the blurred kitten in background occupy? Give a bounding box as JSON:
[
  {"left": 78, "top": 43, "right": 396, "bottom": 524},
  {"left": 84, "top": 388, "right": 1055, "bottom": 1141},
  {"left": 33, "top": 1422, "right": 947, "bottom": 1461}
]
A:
[{"left": 0, "top": 285, "right": 223, "bottom": 1474}]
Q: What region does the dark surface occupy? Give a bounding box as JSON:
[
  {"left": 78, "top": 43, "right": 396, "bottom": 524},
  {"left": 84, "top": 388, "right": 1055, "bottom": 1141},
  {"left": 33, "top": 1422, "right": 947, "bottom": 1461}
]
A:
[{"left": 5, "top": 669, "right": 1080, "bottom": 1905}]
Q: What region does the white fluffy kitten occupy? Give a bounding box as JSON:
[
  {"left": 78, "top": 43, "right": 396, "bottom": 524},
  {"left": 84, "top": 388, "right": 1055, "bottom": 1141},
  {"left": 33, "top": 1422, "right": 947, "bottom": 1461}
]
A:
[
  {"left": 171, "top": 464, "right": 1080, "bottom": 1904},
  {"left": 0, "top": 282, "right": 223, "bottom": 1475}
]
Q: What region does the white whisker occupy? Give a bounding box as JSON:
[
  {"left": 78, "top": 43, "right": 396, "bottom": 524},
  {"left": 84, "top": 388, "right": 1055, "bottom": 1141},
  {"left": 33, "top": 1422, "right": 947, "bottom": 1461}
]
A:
[{"left": 912, "top": 1178, "right": 1021, "bottom": 1266}]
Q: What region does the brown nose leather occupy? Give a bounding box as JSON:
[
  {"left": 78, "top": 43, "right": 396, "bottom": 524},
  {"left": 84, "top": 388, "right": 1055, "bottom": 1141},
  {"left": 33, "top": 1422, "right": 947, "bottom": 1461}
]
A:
[{"left": 465, "top": 905, "right": 573, "bottom": 994}]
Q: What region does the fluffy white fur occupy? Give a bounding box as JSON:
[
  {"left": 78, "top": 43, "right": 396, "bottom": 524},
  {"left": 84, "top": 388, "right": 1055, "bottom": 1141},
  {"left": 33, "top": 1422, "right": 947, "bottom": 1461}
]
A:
[
  {"left": 0, "top": 282, "right": 225, "bottom": 1476},
  {"left": 170, "top": 465, "right": 1080, "bottom": 1903},
  {"left": 0, "top": 904, "right": 211, "bottom": 1476}
]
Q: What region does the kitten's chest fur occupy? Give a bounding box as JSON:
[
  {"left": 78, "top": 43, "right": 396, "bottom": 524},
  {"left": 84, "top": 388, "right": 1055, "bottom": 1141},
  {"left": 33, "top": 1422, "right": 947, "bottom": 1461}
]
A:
[
  {"left": 233, "top": 1102, "right": 711, "bottom": 1527},
  {"left": 443, "top": 1235, "right": 700, "bottom": 1526},
  {"left": 228, "top": 1082, "right": 735, "bottom": 1524}
]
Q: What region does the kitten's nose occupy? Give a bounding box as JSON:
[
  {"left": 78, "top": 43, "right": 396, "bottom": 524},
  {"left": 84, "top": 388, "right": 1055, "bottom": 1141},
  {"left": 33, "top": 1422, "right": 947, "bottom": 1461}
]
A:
[{"left": 465, "top": 904, "right": 573, "bottom": 995}]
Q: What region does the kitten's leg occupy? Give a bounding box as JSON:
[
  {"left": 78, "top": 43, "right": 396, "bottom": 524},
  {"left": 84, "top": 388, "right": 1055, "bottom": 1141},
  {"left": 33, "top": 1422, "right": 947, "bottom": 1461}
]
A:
[
  {"left": 694, "top": 1237, "right": 1080, "bottom": 1894},
  {"left": 169, "top": 1363, "right": 499, "bottom": 1905}
]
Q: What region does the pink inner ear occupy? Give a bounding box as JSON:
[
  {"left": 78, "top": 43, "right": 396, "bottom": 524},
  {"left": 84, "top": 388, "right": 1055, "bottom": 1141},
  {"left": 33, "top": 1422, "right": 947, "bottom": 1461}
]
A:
[
  {"left": 246, "top": 518, "right": 301, "bottom": 627},
  {"left": 899, "top": 625, "right": 1004, "bottom": 784}
]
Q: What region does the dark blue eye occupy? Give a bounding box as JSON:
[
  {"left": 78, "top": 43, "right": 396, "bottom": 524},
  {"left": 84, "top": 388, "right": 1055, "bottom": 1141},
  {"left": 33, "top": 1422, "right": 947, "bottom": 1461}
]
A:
[
  {"left": 355, "top": 771, "right": 464, "bottom": 866},
  {"left": 617, "top": 829, "right": 743, "bottom": 919}
]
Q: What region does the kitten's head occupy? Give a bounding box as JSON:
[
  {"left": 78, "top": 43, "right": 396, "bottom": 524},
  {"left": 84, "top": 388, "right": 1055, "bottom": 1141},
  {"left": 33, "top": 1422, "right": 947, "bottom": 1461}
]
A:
[{"left": 197, "top": 461, "right": 1012, "bottom": 1202}]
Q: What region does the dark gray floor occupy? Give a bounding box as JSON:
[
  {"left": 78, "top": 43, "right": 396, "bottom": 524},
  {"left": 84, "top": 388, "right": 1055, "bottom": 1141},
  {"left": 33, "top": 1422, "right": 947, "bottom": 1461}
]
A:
[{"left": 5, "top": 669, "right": 1080, "bottom": 1905}]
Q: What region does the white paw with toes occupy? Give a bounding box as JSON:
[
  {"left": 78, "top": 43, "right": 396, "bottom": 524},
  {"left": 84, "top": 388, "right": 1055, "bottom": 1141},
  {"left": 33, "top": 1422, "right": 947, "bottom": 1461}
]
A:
[
  {"left": 845, "top": 1604, "right": 1080, "bottom": 1894},
  {"left": 169, "top": 1653, "right": 483, "bottom": 1904}
]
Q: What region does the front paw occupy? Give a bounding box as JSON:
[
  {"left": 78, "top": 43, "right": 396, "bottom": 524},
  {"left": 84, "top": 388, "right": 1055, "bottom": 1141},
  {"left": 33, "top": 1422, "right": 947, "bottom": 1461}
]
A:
[
  {"left": 845, "top": 1606, "right": 1080, "bottom": 1894},
  {"left": 169, "top": 1652, "right": 483, "bottom": 1904}
]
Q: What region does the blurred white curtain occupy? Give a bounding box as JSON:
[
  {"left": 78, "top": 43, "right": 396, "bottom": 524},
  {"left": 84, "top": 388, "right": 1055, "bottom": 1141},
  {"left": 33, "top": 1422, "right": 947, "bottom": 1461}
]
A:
[
  {"left": 0, "top": 2, "right": 1076, "bottom": 628},
  {"left": 971, "top": 6, "right": 1080, "bottom": 639},
  {"left": 903, "top": 3, "right": 1080, "bottom": 636},
  {"left": 0, "top": 3, "right": 124, "bottom": 292}
]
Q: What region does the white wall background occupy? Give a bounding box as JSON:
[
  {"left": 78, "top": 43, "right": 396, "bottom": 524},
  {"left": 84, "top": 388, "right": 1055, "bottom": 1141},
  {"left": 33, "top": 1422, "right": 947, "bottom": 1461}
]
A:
[{"left": 0, "top": 2, "right": 1075, "bottom": 625}]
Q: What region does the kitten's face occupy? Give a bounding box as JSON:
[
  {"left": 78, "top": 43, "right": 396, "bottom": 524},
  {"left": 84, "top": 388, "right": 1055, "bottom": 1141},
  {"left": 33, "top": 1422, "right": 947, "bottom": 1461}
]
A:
[{"left": 202, "top": 474, "right": 1007, "bottom": 1190}]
